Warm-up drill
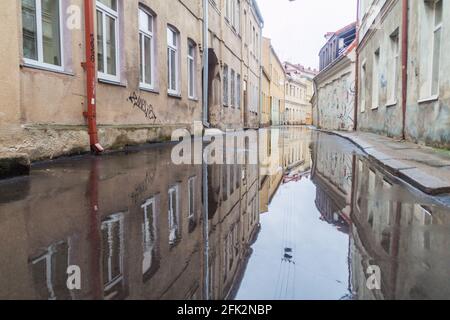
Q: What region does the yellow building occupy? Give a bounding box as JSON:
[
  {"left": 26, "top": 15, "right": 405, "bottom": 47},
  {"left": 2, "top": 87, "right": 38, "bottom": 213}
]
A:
[{"left": 261, "top": 37, "right": 285, "bottom": 127}]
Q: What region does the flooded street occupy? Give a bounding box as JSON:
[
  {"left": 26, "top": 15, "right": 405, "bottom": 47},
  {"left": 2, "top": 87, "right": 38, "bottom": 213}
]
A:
[{"left": 0, "top": 127, "right": 449, "bottom": 300}]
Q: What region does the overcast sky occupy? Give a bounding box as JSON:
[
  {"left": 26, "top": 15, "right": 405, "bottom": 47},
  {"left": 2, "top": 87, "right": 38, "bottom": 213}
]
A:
[{"left": 257, "top": 0, "right": 357, "bottom": 69}]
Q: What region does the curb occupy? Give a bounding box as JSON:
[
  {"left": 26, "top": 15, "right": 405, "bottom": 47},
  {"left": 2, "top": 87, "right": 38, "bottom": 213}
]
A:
[{"left": 317, "top": 129, "right": 450, "bottom": 196}]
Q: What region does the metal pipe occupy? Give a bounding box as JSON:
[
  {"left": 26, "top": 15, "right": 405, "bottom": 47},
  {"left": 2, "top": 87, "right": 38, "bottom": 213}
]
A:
[
  {"left": 401, "top": 0, "right": 409, "bottom": 140},
  {"left": 202, "top": 0, "right": 210, "bottom": 300},
  {"left": 202, "top": 0, "right": 209, "bottom": 128},
  {"left": 353, "top": 0, "right": 360, "bottom": 131},
  {"left": 83, "top": 0, "right": 104, "bottom": 154}
]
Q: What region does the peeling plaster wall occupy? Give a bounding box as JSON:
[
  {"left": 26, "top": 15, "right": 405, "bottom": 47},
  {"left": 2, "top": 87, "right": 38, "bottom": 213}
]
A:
[
  {"left": 357, "top": 0, "right": 403, "bottom": 139},
  {"left": 405, "top": 0, "right": 450, "bottom": 149},
  {"left": 1, "top": 0, "right": 262, "bottom": 163},
  {"left": 315, "top": 50, "right": 356, "bottom": 131},
  {"left": 357, "top": 0, "right": 450, "bottom": 148}
]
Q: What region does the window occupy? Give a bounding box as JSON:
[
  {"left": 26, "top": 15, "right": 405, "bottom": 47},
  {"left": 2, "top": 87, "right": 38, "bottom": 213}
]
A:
[
  {"left": 139, "top": 8, "right": 154, "bottom": 89},
  {"left": 142, "top": 197, "right": 157, "bottom": 277},
  {"left": 225, "top": 0, "right": 231, "bottom": 21},
  {"left": 237, "top": 74, "right": 241, "bottom": 109},
  {"left": 22, "top": 0, "right": 62, "bottom": 70},
  {"left": 231, "top": 69, "right": 235, "bottom": 107},
  {"left": 222, "top": 165, "right": 228, "bottom": 201},
  {"left": 431, "top": 0, "right": 443, "bottom": 96},
  {"left": 420, "top": 0, "right": 443, "bottom": 98},
  {"left": 101, "top": 212, "right": 126, "bottom": 300},
  {"left": 236, "top": 1, "right": 241, "bottom": 33},
  {"left": 223, "top": 64, "right": 229, "bottom": 106},
  {"left": 97, "top": 0, "right": 119, "bottom": 81},
  {"left": 361, "top": 62, "right": 366, "bottom": 112},
  {"left": 388, "top": 29, "right": 399, "bottom": 104},
  {"left": 168, "top": 185, "right": 180, "bottom": 246},
  {"left": 372, "top": 49, "right": 380, "bottom": 109},
  {"left": 188, "top": 177, "right": 196, "bottom": 220},
  {"left": 31, "top": 241, "right": 70, "bottom": 300},
  {"left": 167, "top": 26, "right": 180, "bottom": 95},
  {"left": 187, "top": 40, "right": 196, "bottom": 99}
]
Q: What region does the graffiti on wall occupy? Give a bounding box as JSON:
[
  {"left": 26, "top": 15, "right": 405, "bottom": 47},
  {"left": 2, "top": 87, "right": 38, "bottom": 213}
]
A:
[
  {"left": 319, "top": 75, "right": 355, "bottom": 131},
  {"left": 127, "top": 91, "right": 158, "bottom": 122}
]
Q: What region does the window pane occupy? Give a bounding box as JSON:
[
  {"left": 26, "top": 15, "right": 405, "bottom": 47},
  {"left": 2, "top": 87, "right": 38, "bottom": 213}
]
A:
[
  {"left": 22, "top": 0, "right": 38, "bottom": 61},
  {"left": 139, "top": 33, "right": 143, "bottom": 83},
  {"left": 167, "top": 28, "right": 176, "bottom": 47},
  {"left": 144, "top": 36, "right": 152, "bottom": 85},
  {"left": 97, "top": 10, "right": 104, "bottom": 73},
  {"left": 139, "top": 9, "right": 147, "bottom": 31},
  {"left": 170, "top": 50, "right": 176, "bottom": 90},
  {"left": 435, "top": 0, "right": 443, "bottom": 26},
  {"left": 189, "top": 59, "right": 194, "bottom": 97},
  {"left": 148, "top": 14, "right": 153, "bottom": 33},
  {"left": 167, "top": 47, "right": 171, "bottom": 89},
  {"left": 98, "top": 0, "right": 117, "bottom": 11},
  {"left": 432, "top": 28, "right": 441, "bottom": 95},
  {"left": 42, "top": 0, "right": 61, "bottom": 66},
  {"left": 106, "top": 15, "right": 116, "bottom": 75}
]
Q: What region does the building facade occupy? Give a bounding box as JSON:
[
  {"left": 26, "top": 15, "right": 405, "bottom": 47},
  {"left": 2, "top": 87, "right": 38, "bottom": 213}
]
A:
[
  {"left": 313, "top": 22, "right": 357, "bottom": 131},
  {"left": 261, "top": 37, "right": 285, "bottom": 127},
  {"left": 0, "top": 0, "right": 263, "bottom": 167},
  {"left": 357, "top": 0, "right": 450, "bottom": 148},
  {"left": 284, "top": 62, "right": 317, "bottom": 125}
]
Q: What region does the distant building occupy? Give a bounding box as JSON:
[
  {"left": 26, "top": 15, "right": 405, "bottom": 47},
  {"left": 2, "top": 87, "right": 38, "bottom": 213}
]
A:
[
  {"left": 313, "top": 22, "right": 357, "bottom": 131},
  {"left": 261, "top": 38, "right": 286, "bottom": 127},
  {"left": 319, "top": 22, "right": 357, "bottom": 71},
  {"left": 283, "top": 62, "right": 317, "bottom": 125}
]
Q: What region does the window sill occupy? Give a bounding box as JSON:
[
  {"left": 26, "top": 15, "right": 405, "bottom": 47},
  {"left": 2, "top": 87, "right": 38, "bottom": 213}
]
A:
[
  {"left": 418, "top": 95, "right": 439, "bottom": 104},
  {"left": 168, "top": 92, "right": 182, "bottom": 99},
  {"left": 21, "top": 63, "right": 74, "bottom": 76},
  {"left": 386, "top": 100, "right": 398, "bottom": 108},
  {"left": 188, "top": 97, "right": 199, "bottom": 102},
  {"left": 140, "top": 86, "right": 159, "bottom": 94},
  {"left": 98, "top": 78, "right": 127, "bottom": 87},
  {"left": 371, "top": 106, "right": 379, "bottom": 111}
]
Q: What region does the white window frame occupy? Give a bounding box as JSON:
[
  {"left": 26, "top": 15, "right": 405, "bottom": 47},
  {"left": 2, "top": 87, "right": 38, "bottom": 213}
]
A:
[
  {"left": 22, "top": 0, "right": 64, "bottom": 72},
  {"left": 430, "top": 0, "right": 442, "bottom": 96},
  {"left": 361, "top": 61, "right": 366, "bottom": 112},
  {"left": 231, "top": 68, "right": 235, "bottom": 108},
  {"left": 388, "top": 30, "right": 399, "bottom": 105},
  {"left": 223, "top": 64, "right": 229, "bottom": 106},
  {"left": 168, "top": 185, "right": 180, "bottom": 245},
  {"left": 31, "top": 240, "right": 69, "bottom": 300},
  {"left": 101, "top": 212, "right": 125, "bottom": 293},
  {"left": 142, "top": 197, "right": 157, "bottom": 275},
  {"left": 187, "top": 40, "right": 196, "bottom": 99},
  {"left": 372, "top": 49, "right": 380, "bottom": 110},
  {"left": 139, "top": 8, "right": 155, "bottom": 90},
  {"left": 188, "top": 177, "right": 196, "bottom": 220},
  {"left": 167, "top": 26, "right": 180, "bottom": 95},
  {"left": 96, "top": 0, "right": 120, "bottom": 82},
  {"left": 237, "top": 73, "right": 241, "bottom": 109}
]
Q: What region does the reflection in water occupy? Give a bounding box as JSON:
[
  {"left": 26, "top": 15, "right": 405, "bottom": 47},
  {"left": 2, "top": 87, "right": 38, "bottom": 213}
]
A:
[{"left": 0, "top": 128, "right": 449, "bottom": 300}]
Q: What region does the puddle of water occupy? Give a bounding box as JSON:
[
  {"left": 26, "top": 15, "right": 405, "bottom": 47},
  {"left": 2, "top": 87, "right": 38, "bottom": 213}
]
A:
[{"left": 0, "top": 127, "right": 449, "bottom": 300}]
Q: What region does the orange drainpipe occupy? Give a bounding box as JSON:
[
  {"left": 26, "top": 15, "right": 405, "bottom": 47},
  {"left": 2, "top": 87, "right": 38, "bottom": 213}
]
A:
[
  {"left": 401, "top": 0, "right": 409, "bottom": 140},
  {"left": 83, "top": 0, "right": 104, "bottom": 153}
]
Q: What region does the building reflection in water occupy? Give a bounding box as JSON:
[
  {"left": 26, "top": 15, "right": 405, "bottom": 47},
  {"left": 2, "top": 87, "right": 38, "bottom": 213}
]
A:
[{"left": 0, "top": 128, "right": 449, "bottom": 300}]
